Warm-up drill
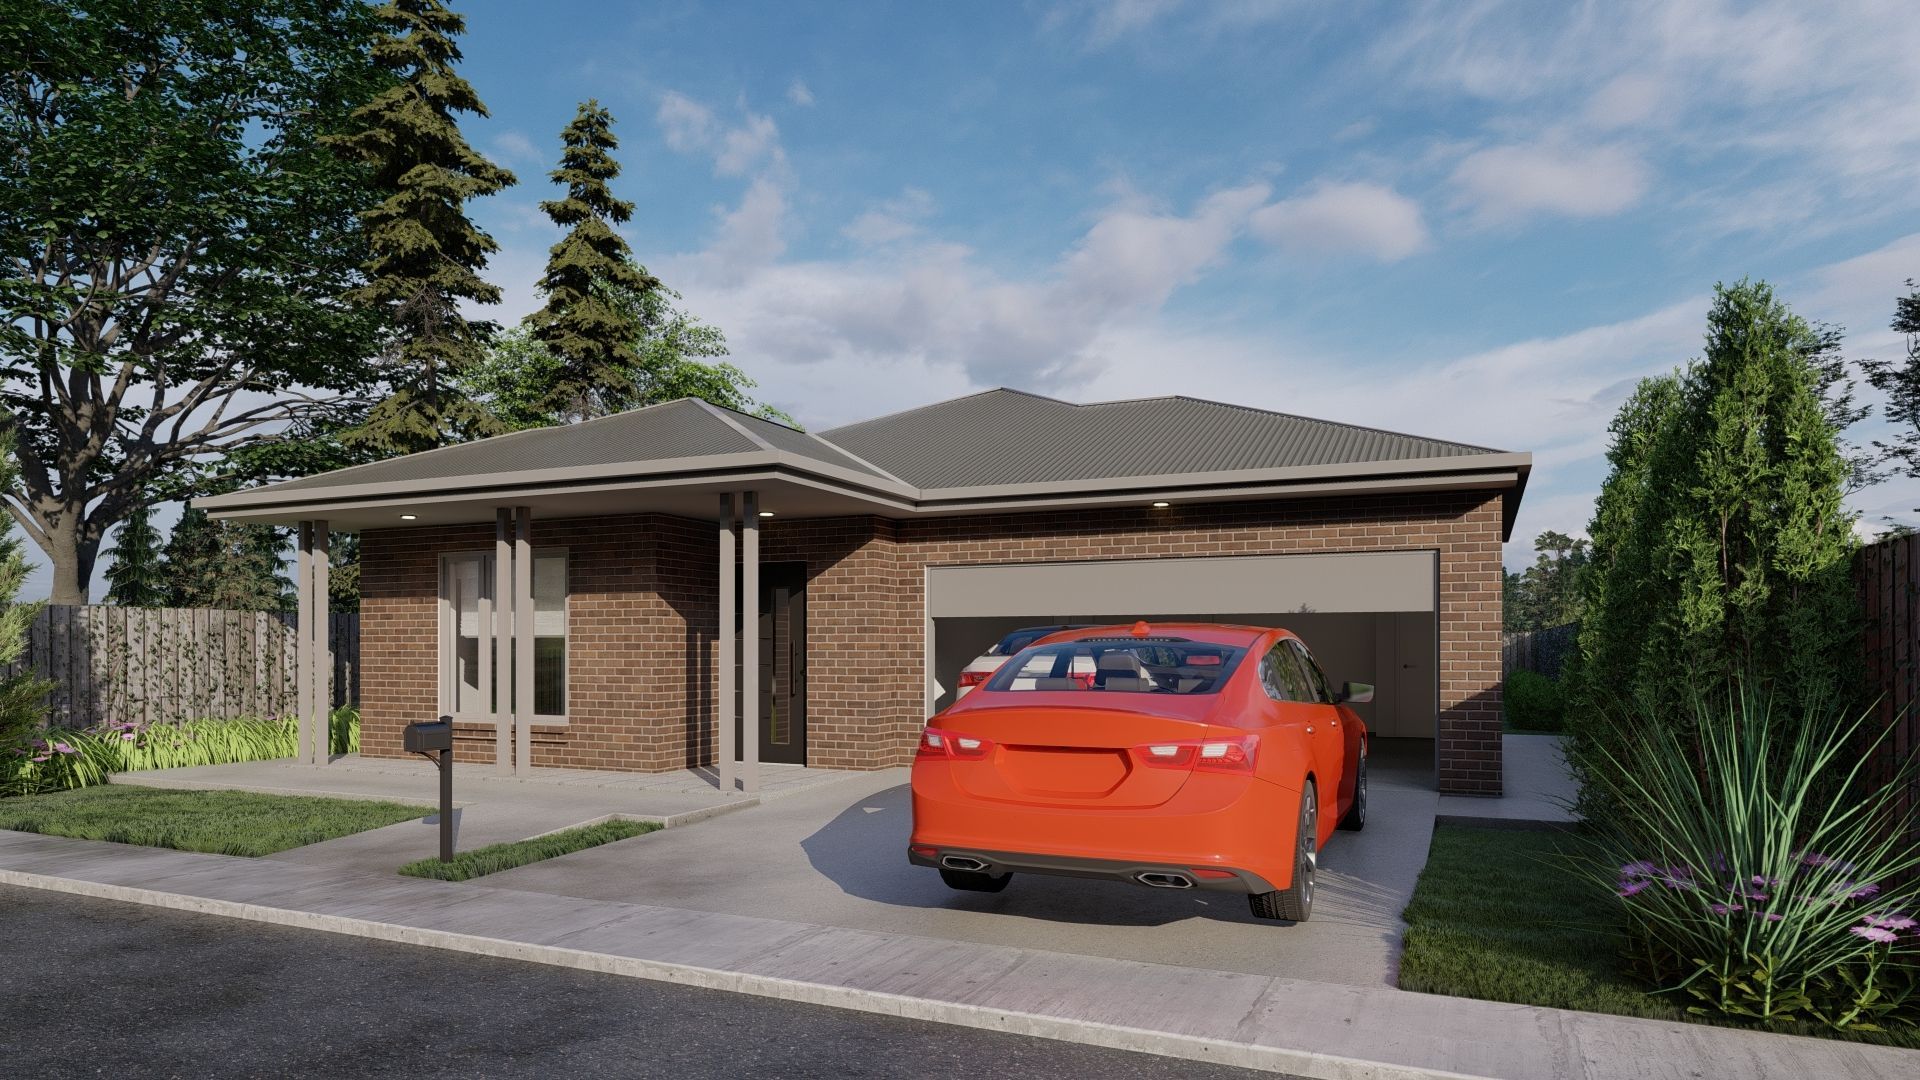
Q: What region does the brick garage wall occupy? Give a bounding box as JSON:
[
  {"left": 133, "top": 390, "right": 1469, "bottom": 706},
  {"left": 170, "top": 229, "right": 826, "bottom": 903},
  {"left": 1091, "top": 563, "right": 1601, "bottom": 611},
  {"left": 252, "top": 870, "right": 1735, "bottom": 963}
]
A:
[{"left": 360, "top": 490, "right": 1505, "bottom": 794}]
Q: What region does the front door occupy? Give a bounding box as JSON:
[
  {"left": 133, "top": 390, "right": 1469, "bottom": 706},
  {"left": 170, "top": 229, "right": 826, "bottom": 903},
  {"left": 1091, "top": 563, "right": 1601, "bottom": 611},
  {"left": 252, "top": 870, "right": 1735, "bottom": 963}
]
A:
[{"left": 736, "top": 561, "right": 807, "bottom": 765}]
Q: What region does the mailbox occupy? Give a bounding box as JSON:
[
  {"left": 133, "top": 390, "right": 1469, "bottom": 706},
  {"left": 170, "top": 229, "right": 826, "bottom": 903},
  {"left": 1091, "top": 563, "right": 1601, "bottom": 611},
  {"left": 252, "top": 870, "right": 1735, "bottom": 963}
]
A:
[{"left": 405, "top": 719, "right": 453, "bottom": 754}]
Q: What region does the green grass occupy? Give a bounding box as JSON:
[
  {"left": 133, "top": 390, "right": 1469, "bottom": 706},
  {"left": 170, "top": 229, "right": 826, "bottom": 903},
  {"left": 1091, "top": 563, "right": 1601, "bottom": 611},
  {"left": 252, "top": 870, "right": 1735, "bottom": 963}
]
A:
[
  {"left": 0, "top": 784, "right": 429, "bottom": 857},
  {"left": 398, "top": 819, "right": 659, "bottom": 882},
  {"left": 1399, "top": 825, "right": 1920, "bottom": 1048}
]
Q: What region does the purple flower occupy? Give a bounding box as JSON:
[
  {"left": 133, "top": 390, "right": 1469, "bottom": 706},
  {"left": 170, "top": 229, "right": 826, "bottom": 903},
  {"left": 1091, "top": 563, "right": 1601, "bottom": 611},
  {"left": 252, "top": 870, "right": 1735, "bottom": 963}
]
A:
[
  {"left": 1757, "top": 912, "right": 1783, "bottom": 923},
  {"left": 1750, "top": 874, "right": 1778, "bottom": 888},
  {"left": 1621, "top": 860, "right": 1658, "bottom": 879},
  {"left": 1865, "top": 913, "right": 1918, "bottom": 931},
  {"left": 51, "top": 742, "right": 74, "bottom": 754},
  {"left": 1658, "top": 866, "right": 1696, "bottom": 890},
  {"left": 1708, "top": 902, "right": 1742, "bottom": 916},
  {"left": 1850, "top": 883, "right": 1883, "bottom": 900},
  {"left": 1851, "top": 925, "right": 1899, "bottom": 944},
  {"left": 29, "top": 754, "right": 48, "bottom": 763},
  {"left": 1619, "top": 879, "right": 1652, "bottom": 898},
  {"left": 120, "top": 733, "right": 136, "bottom": 742}
]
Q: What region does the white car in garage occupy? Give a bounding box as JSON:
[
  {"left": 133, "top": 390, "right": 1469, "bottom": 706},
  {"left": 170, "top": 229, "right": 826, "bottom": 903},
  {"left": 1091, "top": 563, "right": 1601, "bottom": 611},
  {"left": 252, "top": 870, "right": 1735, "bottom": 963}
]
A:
[{"left": 955, "top": 625, "right": 1096, "bottom": 698}]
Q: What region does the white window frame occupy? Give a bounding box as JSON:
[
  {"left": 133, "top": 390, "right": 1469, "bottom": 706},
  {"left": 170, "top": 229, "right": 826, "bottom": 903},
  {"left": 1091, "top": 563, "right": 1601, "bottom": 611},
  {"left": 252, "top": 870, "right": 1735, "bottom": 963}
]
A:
[{"left": 438, "top": 548, "right": 571, "bottom": 725}]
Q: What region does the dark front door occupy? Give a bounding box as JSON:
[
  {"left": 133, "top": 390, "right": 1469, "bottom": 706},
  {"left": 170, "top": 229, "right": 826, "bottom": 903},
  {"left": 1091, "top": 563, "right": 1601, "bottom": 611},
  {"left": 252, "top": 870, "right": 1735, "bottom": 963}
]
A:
[{"left": 736, "top": 561, "right": 807, "bottom": 765}]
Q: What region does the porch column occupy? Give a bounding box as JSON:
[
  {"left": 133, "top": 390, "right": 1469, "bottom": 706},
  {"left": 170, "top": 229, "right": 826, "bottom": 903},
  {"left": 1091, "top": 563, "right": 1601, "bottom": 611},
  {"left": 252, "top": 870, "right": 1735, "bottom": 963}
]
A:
[
  {"left": 493, "top": 509, "right": 513, "bottom": 774},
  {"left": 717, "top": 494, "right": 736, "bottom": 793},
  {"left": 514, "top": 507, "right": 534, "bottom": 776},
  {"left": 296, "top": 522, "right": 314, "bottom": 765},
  {"left": 741, "top": 490, "right": 760, "bottom": 794},
  {"left": 311, "top": 521, "right": 330, "bottom": 765}
]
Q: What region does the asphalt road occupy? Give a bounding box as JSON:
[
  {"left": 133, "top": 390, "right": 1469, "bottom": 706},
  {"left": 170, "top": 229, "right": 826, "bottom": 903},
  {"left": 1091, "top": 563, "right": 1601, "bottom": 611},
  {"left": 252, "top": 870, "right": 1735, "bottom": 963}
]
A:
[{"left": 0, "top": 885, "right": 1276, "bottom": 1079}]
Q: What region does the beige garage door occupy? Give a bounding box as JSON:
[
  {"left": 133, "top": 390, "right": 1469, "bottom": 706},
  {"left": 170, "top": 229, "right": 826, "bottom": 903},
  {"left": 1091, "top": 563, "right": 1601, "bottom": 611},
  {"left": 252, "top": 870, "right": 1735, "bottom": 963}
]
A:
[{"left": 925, "top": 551, "right": 1438, "bottom": 739}]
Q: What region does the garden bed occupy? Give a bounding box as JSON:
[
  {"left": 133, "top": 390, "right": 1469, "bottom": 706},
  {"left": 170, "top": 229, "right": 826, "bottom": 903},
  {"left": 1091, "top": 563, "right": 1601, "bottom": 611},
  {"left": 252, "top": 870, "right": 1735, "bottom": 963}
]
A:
[
  {"left": 0, "top": 785, "right": 428, "bottom": 857},
  {"left": 398, "top": 819, "right": 659, "bottom": 882},
  {"left": 1399, "top": 825, "right": 1920, "bottom": 1048}
]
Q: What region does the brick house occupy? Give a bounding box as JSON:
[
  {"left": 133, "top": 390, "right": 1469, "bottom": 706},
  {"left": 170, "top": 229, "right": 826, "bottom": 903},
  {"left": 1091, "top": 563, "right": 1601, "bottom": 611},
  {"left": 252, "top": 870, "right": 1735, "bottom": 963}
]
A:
[{"left": 200, "top": 389, "right": 1529, "bottom": 796}]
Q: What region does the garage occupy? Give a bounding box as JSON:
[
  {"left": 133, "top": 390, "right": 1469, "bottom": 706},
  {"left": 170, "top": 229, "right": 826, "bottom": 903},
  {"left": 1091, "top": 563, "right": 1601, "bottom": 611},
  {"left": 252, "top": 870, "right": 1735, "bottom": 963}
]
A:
[{"left": 924, "top": 550, "right": 1440, "bottom": 759}]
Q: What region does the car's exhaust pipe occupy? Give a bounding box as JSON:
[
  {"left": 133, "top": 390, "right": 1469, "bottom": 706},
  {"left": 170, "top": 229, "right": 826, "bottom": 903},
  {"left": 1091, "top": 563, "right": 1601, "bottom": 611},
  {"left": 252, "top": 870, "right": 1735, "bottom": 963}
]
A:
[
  {"left": 941, "top": 855, "right": 989, "bottom": 872},
  {"left": 1137, "top": 872, "right": 1195, "bottom": 889}
]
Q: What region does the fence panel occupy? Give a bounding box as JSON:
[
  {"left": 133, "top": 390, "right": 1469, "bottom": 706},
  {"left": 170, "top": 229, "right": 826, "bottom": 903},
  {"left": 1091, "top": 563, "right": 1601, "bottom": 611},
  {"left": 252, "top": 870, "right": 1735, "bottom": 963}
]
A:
[
  {"left": 1855, "top": 533, "right": 1920, "bottom": 860},
  {"left": 1502, "top": 623, "right": 1579, "bottom": 679},
  {"left": 9, "top": 604, "right": 359, "bottom": 729}
]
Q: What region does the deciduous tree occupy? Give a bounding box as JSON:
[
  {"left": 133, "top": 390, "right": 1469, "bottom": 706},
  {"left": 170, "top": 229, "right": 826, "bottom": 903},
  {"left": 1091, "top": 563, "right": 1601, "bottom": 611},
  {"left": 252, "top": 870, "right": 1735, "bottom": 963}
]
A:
[{"left": 0, "top": 0, "right": 390, "bottom": 604}]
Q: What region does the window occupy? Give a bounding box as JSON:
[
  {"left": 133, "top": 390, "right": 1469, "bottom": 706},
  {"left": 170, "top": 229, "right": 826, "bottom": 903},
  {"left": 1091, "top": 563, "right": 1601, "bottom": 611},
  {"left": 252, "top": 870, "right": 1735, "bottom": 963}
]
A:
[
  {"left": 1260, "top": 644, "right": 1299, "bottom": 701},
  {"left": 440, "top": 550, "right": 569, "bottom": 722},
  {"left": 981, "top": 640, "right": 1246, "bottom": 695}
]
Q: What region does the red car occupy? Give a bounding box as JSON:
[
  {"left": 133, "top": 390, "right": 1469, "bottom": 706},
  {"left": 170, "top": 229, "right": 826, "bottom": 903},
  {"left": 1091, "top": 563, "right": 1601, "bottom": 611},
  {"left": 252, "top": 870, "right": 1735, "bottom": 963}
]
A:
[{"left": 909, "top": 622, "right": 1371, "bottom": 922}]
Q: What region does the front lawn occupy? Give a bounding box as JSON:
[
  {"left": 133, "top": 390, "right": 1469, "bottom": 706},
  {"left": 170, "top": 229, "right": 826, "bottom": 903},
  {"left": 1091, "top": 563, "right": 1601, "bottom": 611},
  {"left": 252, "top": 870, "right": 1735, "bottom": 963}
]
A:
[
  {"left": 0, "top": 784, "right": 429, "bottom": 857},
  {"left": 398, "top": 819, "right": 657, "bottom": 881},
  {"left": 1399, "top": 825, "right": 1920, "bottom": 1048}
]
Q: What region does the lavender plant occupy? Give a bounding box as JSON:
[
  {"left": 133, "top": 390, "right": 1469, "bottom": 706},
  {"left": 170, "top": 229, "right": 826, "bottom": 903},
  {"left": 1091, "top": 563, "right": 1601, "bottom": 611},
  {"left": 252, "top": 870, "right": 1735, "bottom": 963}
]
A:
[{"left": 1579, "top": 687, "right": 1920, "bottom": 1032}]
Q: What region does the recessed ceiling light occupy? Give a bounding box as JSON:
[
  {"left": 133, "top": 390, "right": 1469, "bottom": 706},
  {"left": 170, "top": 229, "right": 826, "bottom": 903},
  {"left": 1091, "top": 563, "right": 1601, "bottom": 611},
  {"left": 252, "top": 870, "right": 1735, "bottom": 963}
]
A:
[
  {"left": 1151, "top": 501, "right": 1170, "bottom": 508},
  {"left": 400, "top": 514, "right": 417, "bottom": 520},
  {"left": 758, "top": 511, "right": 775, "bottom": 518}
]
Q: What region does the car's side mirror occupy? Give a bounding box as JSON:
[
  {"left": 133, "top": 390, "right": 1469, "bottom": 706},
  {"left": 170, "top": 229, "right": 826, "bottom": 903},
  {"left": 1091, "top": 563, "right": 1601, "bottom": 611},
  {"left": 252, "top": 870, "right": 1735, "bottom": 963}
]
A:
[{"left": 1335, "top": 681, "right": 1374, "bottom": 704}]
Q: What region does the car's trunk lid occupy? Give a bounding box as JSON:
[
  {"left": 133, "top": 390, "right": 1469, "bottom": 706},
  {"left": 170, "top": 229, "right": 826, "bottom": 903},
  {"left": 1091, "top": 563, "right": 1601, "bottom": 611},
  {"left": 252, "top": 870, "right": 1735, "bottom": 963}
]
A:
[{"left": 940, "top": 702, "right": 1218, "bottom": 808}]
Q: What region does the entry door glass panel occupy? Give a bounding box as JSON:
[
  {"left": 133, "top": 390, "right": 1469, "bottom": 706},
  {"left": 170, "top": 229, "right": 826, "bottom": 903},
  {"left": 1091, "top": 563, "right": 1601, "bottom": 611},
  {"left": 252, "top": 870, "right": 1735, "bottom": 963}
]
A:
[{"left": 448, "top": 554, "right": 489, "bottom": 716}]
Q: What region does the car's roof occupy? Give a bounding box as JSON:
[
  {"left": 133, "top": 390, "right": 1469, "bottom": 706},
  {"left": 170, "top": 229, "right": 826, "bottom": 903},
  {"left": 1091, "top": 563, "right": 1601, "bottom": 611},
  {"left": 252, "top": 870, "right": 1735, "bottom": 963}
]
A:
[{"left": 1035, "top": 622, "right": 1277, "bottom": 647}]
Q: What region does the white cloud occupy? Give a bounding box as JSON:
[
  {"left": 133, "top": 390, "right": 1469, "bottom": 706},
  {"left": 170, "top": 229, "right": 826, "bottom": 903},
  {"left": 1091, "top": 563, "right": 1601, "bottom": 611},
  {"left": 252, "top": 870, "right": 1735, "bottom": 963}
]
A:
[
  {"left": 1450, "top": 142, "right": 1651, "bottom": 225},
  {"left": 489, "top": 130, "right": 544, "bottom": 168},
  {"left": 684, "top": 176, "right": 790, "bottom": 285},
  {"left": 787, "top": 79, "right": 815, "bottom": 107},
  {"left": 1584, "top": 73, "right": 1664, "bottom": 130},
  {"left": 844, "top": 188, "right": 937, "bottom": 247},
  {"left": 655, "top": 91, "right": 785, "bottom": 179},
  {"left": 1249, "top": 181, "right": 1429, "bottom": 261}
]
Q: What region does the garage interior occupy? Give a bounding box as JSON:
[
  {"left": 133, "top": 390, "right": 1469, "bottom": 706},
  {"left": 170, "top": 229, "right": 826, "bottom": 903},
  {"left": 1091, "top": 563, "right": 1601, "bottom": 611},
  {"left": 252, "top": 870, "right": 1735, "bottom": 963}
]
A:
[{"left": 925, "top": 552, "right": 1440, "bottom": 777}]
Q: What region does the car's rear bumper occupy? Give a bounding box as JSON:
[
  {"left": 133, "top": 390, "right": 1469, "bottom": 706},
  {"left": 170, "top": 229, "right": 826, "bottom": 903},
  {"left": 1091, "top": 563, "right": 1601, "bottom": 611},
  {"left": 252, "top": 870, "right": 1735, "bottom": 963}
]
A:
[{"left": 907, "top": 844, "right": 1277, "bottom": 893}]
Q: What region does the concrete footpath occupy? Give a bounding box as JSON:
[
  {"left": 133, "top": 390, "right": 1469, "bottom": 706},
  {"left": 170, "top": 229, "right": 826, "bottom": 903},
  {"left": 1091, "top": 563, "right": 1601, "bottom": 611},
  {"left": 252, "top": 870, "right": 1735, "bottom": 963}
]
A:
[{"left": 2, "top": 830, "right": 1911, "bottom": 1080}]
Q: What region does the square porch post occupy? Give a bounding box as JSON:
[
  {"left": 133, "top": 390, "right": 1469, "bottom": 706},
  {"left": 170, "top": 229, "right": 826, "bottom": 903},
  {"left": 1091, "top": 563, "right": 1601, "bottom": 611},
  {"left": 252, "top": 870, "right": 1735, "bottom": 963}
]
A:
[
  {"left": 311, "top": 521, "right": 330, "bottom": 764},
  {"left": 741, "top": 490, "right": 760, "bottom": 795},
  {"left": 296, "top": 521, "right": 313, "bottom": 765},
  {"left": 494, "top": 509, "right": 513, "bottom": 774},
  {"left": 514, "top": 506, "right": 534, "bottom": 776},
  {"left": 717, "top": 494, "right": 736, "bottom": 793}
]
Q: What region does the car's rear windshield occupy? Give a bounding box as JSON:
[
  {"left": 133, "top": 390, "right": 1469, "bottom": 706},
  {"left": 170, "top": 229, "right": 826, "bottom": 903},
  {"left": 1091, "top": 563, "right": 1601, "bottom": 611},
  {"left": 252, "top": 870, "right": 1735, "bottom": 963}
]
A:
[{"left": 982, "top": 640, "right": 1247, "bottom": 695}]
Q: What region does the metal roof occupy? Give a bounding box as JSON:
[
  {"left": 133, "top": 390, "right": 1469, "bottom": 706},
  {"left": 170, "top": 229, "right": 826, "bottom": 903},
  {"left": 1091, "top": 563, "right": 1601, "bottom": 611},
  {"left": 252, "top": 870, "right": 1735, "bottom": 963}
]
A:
[
  {"left": 199, "top": 387, "right": 1528, "bottom": 537},
  {"left": 820, "top": 389, "right": 1507, "bottom": 490}
]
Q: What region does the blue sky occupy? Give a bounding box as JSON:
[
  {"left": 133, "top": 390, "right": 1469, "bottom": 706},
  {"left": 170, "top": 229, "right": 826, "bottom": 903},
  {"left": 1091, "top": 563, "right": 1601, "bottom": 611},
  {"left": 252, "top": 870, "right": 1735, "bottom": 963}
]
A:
[{"left": 23, "top": 0, "right": 1920, "bottom": 596}]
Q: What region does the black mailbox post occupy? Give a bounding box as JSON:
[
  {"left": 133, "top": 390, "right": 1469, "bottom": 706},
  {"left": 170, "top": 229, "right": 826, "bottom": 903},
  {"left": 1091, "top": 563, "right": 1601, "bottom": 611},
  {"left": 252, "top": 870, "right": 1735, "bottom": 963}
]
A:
[{"left": 405, "top": 718, "right": 455, "bottom": 863}]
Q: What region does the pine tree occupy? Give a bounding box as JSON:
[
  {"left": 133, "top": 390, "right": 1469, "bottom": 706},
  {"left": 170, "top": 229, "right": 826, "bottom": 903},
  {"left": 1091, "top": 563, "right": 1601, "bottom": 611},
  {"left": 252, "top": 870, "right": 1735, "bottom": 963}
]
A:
[
  {"left": 327, "top": 0, "right": 516, "bottom": 453},
  {"left": 163, "top": 511, "right": 290, "bottom": 611},
  {"left": 102, "top": 505, "right": 169, "bottom": 608},
  {"left": 163, "top": 508, "right": 225, "bottom": 608},
  {"left": 526, "top": 100, "right": 659, "bottom": 421}
]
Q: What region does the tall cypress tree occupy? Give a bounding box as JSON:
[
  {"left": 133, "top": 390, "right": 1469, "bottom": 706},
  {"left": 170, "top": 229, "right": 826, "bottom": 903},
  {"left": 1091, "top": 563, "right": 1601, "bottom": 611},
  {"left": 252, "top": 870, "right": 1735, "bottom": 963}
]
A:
[
  {"left": 163, "top": 510, "right": 289, "bottom": 611},
  {"left": 162, "top": 508, "right": 224, "bottom": 608},
  {"left": 526, "top": 100, "right": 658, "bottom": 420},
  {"left": 328, "top": 0, "right": 516, "bottom": 453},
  {"left": 102, "top": 505, "right": 168, "bottom": 608}
]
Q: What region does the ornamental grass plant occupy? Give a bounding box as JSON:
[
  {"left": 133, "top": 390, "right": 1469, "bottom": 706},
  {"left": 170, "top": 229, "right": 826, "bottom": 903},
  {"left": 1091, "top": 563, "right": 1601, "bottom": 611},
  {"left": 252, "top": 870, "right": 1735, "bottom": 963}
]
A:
[
  {"left": 1576, "top": 686, "right": 1920, "bottom": 1034},
  {"left": 1, "top": 707, "right": 360, "bottom": 796}
]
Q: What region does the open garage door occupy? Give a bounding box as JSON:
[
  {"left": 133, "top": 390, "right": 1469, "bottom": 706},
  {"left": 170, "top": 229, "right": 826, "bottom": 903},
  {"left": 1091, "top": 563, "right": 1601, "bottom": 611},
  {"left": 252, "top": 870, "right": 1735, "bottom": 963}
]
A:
[{"left": 925, "top": 551, "right": 1438, "bottom": 746}]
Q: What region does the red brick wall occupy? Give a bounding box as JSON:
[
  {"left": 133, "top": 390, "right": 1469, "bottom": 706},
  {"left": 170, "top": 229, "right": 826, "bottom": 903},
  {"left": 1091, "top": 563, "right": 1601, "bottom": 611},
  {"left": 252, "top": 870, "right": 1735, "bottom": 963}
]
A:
[{"left": 357, "top": 490, "right": 1506, "bottom": 794}]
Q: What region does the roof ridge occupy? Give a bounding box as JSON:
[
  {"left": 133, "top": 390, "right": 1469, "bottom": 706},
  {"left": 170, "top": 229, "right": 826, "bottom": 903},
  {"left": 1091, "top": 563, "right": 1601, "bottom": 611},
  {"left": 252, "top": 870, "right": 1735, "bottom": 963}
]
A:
[
  {"left": 690, "top": 398, "right": 780, "bottom": 453},
  {"left": 1080, "top": 393, "right": 1508, "bottom": 455},
  {"left": 820, "top": 387, "right": 1064, "bottom": 434}
]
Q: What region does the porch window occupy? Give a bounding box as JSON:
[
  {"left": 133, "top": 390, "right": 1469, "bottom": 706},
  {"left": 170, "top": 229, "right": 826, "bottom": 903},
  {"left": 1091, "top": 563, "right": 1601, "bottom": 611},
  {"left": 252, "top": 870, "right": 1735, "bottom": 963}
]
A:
[{"left": 441, "top": 550, "right": 569, "bottom": 722}]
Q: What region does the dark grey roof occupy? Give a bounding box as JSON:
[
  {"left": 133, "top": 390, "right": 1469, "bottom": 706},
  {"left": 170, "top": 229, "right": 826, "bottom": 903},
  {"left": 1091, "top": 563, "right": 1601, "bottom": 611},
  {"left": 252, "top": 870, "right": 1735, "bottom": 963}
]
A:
[
  {"left": 261, "top": 399, "right": 766, "bottom": 494},
  {"left": 720, "top": 408, "right": 901, "bottom": 482},
  {"left": 819, "top": 389, "right": 1507, "bottom": 489}
]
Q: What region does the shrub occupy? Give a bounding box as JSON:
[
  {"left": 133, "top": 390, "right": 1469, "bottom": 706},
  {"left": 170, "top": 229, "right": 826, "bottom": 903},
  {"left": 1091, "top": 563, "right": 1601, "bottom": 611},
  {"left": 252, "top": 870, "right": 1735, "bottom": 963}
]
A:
[
  {"left": 1578, "top": 686, "right": 1920, "bottom": 1034},
  {"left": 0, "top": 707, "right": 360, "bottom": 797},
  {"left": 1505, "top": 670, "right": 1566, "bottom": 732}
]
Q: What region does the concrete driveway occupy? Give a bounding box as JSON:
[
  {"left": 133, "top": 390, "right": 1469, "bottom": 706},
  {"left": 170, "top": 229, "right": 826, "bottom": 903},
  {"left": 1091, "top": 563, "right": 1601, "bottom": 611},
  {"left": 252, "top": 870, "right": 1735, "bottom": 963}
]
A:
[{"left": 481, "top": 739, "right": 1441, "bottom": 987}]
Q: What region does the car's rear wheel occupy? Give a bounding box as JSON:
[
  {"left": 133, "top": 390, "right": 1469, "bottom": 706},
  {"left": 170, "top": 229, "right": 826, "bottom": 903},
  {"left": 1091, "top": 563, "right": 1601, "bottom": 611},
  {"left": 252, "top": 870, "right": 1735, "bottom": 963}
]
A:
[
  {"left": 1249, "top": 782, "right": 1315, "bottom": 922},
  {"left": 1339, "top": 744, "right": 1368, "bottom": 831},
  {"left": 940, "top": 868, "right": 1012, "bottom": 893}
]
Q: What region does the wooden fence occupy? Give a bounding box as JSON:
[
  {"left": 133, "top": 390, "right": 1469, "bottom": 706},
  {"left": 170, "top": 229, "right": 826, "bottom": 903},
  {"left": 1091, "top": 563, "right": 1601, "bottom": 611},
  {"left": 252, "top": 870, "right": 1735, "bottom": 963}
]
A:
[
  {"left": 1502, "top": 622, "right": 1579, "bottom": 679},
  {"left": 1857, "top": 534, "right": 1920, "bottom": 855},
  {"left": 4, "top": 604, "right": 359, "bottom": 730}
]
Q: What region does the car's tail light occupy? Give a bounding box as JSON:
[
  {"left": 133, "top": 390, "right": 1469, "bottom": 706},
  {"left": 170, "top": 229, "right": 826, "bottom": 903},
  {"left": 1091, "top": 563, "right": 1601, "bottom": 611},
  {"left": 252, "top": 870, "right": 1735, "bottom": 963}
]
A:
[
  {"left": 957, "top": 670, "right": 992, "bottom": 690},
  {"left": 918, "top": 726, "right": 992, "bottom": 759},
  {"left": 1130, "top": 736, "right": 1257, "bottom": 773},
  {"left": 1189, "top": 867, "right": 1236, "bottom": 879}
]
